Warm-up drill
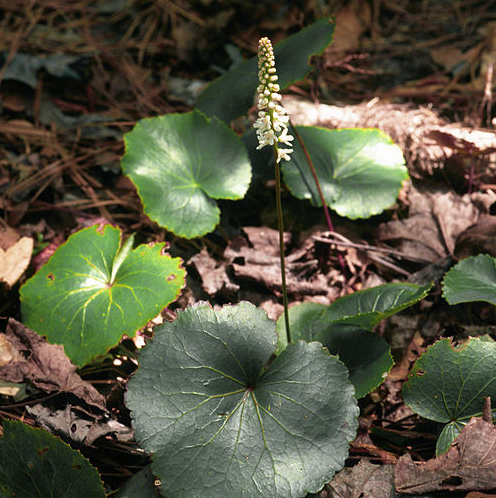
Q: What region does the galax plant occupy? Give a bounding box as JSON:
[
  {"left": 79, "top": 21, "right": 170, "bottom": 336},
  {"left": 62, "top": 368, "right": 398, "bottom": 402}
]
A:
[{"left": 4, "top": 16, "right": 494, "bottom": 498}]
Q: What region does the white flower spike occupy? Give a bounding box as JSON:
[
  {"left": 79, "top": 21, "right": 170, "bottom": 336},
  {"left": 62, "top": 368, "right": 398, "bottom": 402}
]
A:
[{"left": 254, "top": 37, "right": 294, "bottom": 162}]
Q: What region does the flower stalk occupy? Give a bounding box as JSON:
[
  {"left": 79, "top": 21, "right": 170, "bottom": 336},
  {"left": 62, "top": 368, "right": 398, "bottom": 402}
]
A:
[{"left": 254, "top": 37, "right": 293, "bottom": 343}]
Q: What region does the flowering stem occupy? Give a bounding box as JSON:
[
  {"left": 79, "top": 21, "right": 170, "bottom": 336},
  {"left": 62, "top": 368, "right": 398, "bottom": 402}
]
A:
[
  {"left": 253, "top": 37, "right": 294, "bottom": 344},
  {"left": 273, "top": 145, "right": 291, "bottom": 343},
  {"left": 254, "top": 37, "right": 294, "bottom": 344}
]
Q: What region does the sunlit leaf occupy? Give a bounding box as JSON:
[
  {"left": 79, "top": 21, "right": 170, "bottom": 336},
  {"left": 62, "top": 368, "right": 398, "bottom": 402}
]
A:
[
  {"left": 20, "top": 224, "right": 185, "bottom": 366},
  {"left": 121, "top": 110, "right": 251, "bottom": 238},
  {"left": 282, "top": 127, "right": 407, "bottom": 219}
]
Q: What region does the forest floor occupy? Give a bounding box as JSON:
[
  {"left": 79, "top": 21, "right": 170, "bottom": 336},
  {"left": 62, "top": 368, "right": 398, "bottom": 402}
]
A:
[{"left": 1, "top": 0, "right": 496, "bottom": 496}]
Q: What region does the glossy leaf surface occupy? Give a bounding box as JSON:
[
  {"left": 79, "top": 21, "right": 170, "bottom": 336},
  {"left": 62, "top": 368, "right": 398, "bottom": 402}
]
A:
[
  {"left": 276, "top": 283, "right": 431, "bottom": 397},
  {"left": 402, "top": 338, "right": 496, "bottom": 453},
  {"left": 277, "top": 304, "right": 391, "bottom": 398},
  {"left": 121, "top": 110, "right": 251, "bottom": 238},
  {"left": 282, "top": 127, "right": 407, "bottom": 219},
  {"left": 442, "top": 254, "right": 496, "bottom": 305}
]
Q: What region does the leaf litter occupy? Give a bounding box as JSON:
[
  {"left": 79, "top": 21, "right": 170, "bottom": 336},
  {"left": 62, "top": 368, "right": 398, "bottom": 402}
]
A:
[{"left": 1, "top": 0, "right": 496, "bottom": 495}]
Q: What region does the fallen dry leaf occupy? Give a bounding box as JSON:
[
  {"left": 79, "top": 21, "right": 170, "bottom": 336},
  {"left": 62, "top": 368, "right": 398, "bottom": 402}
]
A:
[
  {"left": 328, "top": 460, "right": 396, "bottom": 498},
  {"left": 225, "top": 227, "right": 329, "bottom": 298},
  {"left": 191, "top": 226, "right": 333, "bottom": 303},
  {"left": 430, "top": 45, "right": 465, "bottom": 71},
  {"left": 26, "top": 404, "right": 132, "bottom": 445},
  {"left": 0, "top": 319, "right": 107, "bottom": 412},
  {"left": 330, "top": 1, "right": 370, "bottom": 53},
  {"left": 189, "top": 247, "right": 239, "bottom": 299},
  {"left": 0, "top": 234, "right": 33, "bottom": 286},
  {"left": 466, "top": 492, "right": 496, "bottom": 498},
  {"left": 282, "top": 96, "right": 496, "bottom": 177},
  {"left": 454, "top": 214, "right": 496, "bottom": 259},
  {"left": 378, "top": 186, "right": 480, "bottom": 263},
  {"left": 395, "top": 417, "right": 496, "bottom": 493}
]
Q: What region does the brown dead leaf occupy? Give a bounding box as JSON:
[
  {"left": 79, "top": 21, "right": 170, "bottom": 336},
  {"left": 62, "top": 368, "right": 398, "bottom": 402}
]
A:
[
  {"left": 225, "top": 228, "right": 329, "bottom": 298},
  {"left": 331, "top": 1, "right": 370, "bottom": 53},
  {"left": 189, "top": 247, "right": 239, "bottom": 299},
  {"left": 328, "top": 460, "right": 396, "bottom": 498},
  {"left": 0, "top": 319, "right": 107, "bottom": 412},
  {"left": 395, "top": 417, "right": 496, "bottom": 493},
  {"left": 455, "top": 214, "right": 496, "bottom": 259},
  {"left": 26, "top": 404, "right": 132, "bottom": 445},
  {"left": 0, "top": 233, "right": 33, "bottom": 286},
  {"left": 378, "top": 186, "right": 480, "bottom": 263}
]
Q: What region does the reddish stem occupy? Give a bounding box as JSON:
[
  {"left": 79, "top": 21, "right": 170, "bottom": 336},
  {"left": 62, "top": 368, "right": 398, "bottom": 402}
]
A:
[{"left": 291, "top": 124, "right": 347, "bottom": 273}]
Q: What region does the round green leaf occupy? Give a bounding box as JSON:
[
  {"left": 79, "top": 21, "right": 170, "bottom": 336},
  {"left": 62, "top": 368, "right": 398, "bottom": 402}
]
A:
[
  {"left": 0, "top": 420, "right": 105, "bottom": 497},
  {"left": 402, "top": 338, "right": 496, "bottom": 448},
  {"left": 277, "top": 303, "right": 392, "bottom": 398},
  {"left": 20, "top": 224, "right": 185, "bottom": 366},
  {"left": 282, "top": 127, "right": 407, "bottom": 219},
  {"left": 196, "top": 18, "right": 335, "bottom": 123},
  {"left": 121, "top": 110, "right": 251, "bottom": 238},
  {"left": 126, "top": 302, "right": 358, "bottom": 498},
  {"left": 442, "top": 254, "right": 496, "bottom": 305}
]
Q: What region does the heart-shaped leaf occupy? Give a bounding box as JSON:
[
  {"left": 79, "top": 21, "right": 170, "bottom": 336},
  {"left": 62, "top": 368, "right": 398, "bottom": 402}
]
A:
[
  {"left": 442, "top": 254, "right": 496, "bottom": 305},
  {"left": 121, "top": 110, "right": 251, "bottom": 238},
  {"left": 20, "top": 224, "right": 185, "bottom": 366},
  {"left": 282, "top": 127, "right": 407, "bottom": 219},
  {"left": 402, "top": 337, "right": 496, "bottom": 454},
  {"left": 126, "top": 301, "right": 358, "bottom": 498},
  {"left": 0, "top": 420, "right": 105, "bottom": 497},
  {"left": 276, "top": 283, "right": 431, "bottom": 397},
  {"left": 196, "top": 18, "right": 335, "bottom": 123}
]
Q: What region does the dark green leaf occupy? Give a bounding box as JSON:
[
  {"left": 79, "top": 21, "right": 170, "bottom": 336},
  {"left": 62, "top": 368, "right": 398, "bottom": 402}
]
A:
[
  {"left": 276, "top": 283, "right": 431, "bottom": 397},
  {"left": 0, "top": 420, "right": 105, "bottom": 497},
  {"left": 320, "top": 282, "right": 432, "bottom": 329},
  {"left": 436, "top": 422, "right": 463, "bottom": 456},
  {"left": 402, "top": 338, "right": 496, "bottom": 453},
  {"left": 126, "top": 302, "right": 358, "bottom": 498},
  {"left": 117, "top": 466, "right": 162, "bottom": 498},
  {"left": 20, "top": 224, "right": 185, "bottom": 366},
  {"left": 121, "top": 110, "right": 251, "bottom": 238},
  {"left": 442, "top": 254, "right": 496, "bottom": 305},
  {"left": 196, "top": 19, "right": 335, "bottom": 123},
  {"left": 277, "top": 304, "right": 391, "bottom": 398},
  {"left": 282, "top": 127, "right": 407, "bottom": 218}
]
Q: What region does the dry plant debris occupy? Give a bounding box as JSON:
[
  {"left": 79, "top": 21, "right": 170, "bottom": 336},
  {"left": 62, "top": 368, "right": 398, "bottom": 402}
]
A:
[{"left": 395, "top": 418, "right": 496, "bottom": 493}]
